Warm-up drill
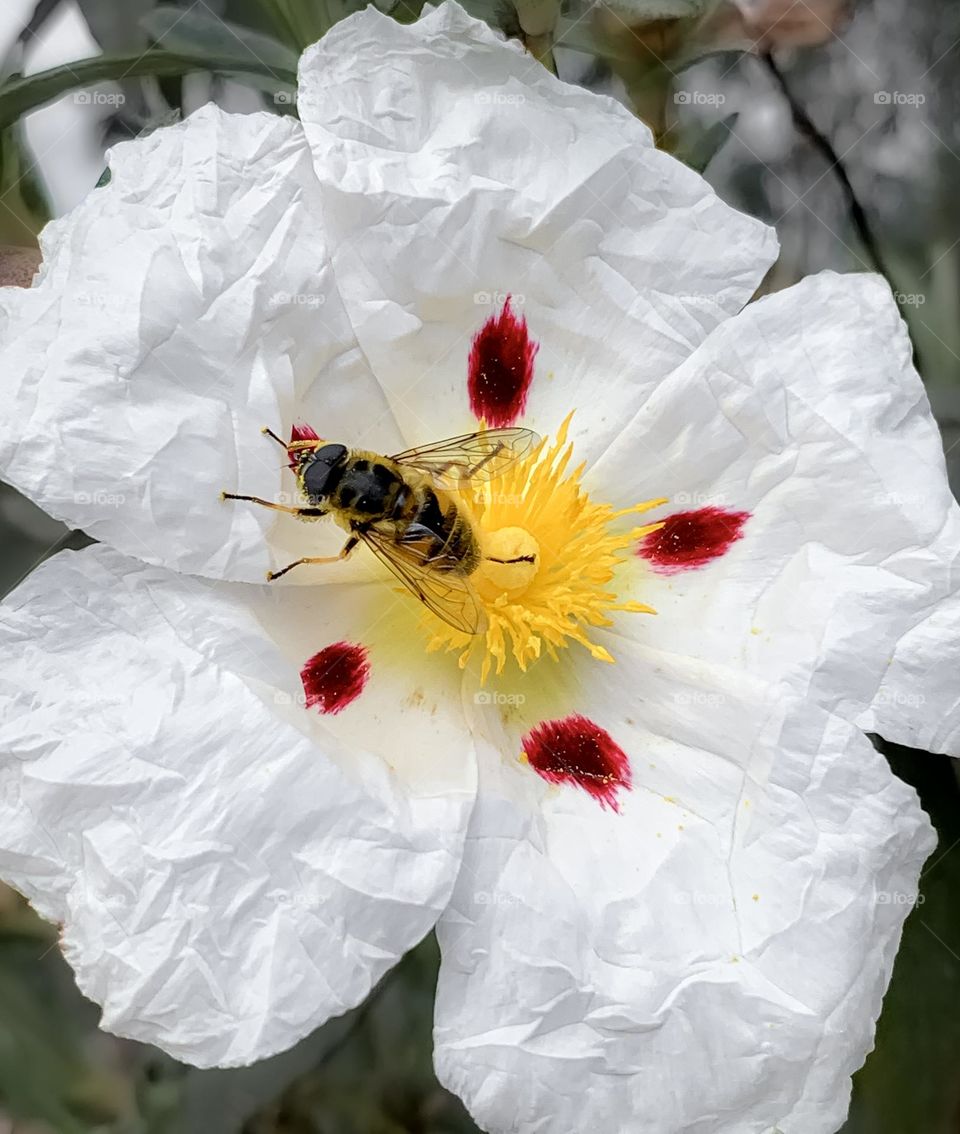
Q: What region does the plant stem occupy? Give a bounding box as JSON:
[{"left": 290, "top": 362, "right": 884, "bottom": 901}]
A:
[
  {"left": 761, "top": 51, "right": 891, "bottom": 281},
  {"left": 762, "top": 51, "right": 924, "bottom": 374}
]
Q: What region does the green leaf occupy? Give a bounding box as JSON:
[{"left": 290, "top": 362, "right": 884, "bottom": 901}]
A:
[
  {"left": 224, "top": 0, "right": 301, "bottom": 48},
  {"left": 78, "top": 0, "right": 157, "bottom": 52},
  {"left": 141, "top": 5, "right": 300, "bottom": 74},
  {"left": 0, "top": 122, "right": 50, "bottom": 242},
  {"left": 0, "top": 50, "right": 297, "bottom": 130}
]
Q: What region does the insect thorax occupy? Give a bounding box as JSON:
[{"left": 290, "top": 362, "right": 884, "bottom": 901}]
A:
[{"left": 330, "top": 454, "right": 405, "bottom": 519}]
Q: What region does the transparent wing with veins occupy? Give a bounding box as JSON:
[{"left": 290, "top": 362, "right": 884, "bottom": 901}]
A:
[
  {"left": 390, "top": 428, "right": 539, "bottom": 485},
  {"left": 359, "top": 524, "right": 483, "bottom": 635}
]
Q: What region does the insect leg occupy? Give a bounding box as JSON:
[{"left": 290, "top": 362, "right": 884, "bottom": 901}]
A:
[
  {"left": 220, "top": 491, "right": 324, "bottom": 518},
  {"left": 266, "top": 535, "right": 360, "bottom": 582},
  {"left": 463, "top": 441, "right": 506, "bottom": 478}
]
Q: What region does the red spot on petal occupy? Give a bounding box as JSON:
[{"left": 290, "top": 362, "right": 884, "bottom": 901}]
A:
[
  {"left": 638, "top": 506, "right": 750, "bottom": 574},
  {"left": 467, "top": 296, "right": 538, "bottom": 426},
  {"left": 288, "top": 422, "right": 322, "bottom": 466},
  {"left": 290, "top": 422, "right": 320, "bottom": 444},
  {"left": 521, "top": 713, "right": 631, "bottom": 812},
  {"left": 300, "top": 641, "right": 369, "bottom": 715}
]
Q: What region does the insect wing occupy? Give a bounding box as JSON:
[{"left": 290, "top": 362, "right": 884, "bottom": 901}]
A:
[
  {"left": 359, "top": 526, "right": 482, "bottom": 635},
  {"left": 390, "top": 428, "right": 540, "bottom": 485}
]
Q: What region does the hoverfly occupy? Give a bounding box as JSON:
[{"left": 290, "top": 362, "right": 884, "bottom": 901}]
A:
[{"left": 223, "top": 426, "right": 540, "bottom": 635}]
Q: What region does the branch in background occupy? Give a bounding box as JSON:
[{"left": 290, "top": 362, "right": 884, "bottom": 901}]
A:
[
  {"left": 761, "top": 50, "right": 892, "bottom": 281},
  {"left": 761, "top": 51, "right": 924, "bottom": 375}
]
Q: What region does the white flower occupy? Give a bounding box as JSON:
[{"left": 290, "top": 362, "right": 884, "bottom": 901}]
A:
[{"left": 0, "top": 4, "right": 954, "bottom": 1132}]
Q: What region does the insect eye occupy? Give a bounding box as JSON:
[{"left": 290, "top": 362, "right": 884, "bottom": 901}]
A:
[{"left": 302, "top": 444, "right": 347, "bottom": 499}]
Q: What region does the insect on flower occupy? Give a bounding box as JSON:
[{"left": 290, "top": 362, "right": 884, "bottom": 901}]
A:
[{"left": 222, "top": 425, "right": 540, "bottom": 634}]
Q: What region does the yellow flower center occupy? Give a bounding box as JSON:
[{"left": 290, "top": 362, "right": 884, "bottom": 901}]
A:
[{"left": 426, "top": 415, "right": 667, "bottom": 683}]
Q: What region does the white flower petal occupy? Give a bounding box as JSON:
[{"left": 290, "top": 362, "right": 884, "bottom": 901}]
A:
[
  {"left": 0, "top": 105, "right": 402, "bottom": 583},
  {"left": 0, "top": 545, "right": 474, "bottom": 1066},
  {"left": 864, "top": 592, "right": 960, "bottom": 751},
  {"left": 297, "top": 1, "right": 777, "bottom": 460},
  {"left": 435, "top": 644, "right": 934, "bottom": 1133},
  {"left": 591, "top": 270, "right": 960, "bottom": 754}
]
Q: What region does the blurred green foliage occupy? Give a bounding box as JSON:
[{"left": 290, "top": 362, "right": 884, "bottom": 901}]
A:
[{"left": 842, "top": 746, "right": 960, "bottom": 1134}]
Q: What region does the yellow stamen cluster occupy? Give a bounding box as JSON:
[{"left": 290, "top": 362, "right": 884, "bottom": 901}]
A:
[{"left": 427, "top": 415, "right": 666, "bottom": 683}]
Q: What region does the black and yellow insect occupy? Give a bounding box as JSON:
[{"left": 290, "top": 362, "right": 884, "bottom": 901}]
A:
[{"left": 223, "top": 427, "right": 539, "bottom": 635}]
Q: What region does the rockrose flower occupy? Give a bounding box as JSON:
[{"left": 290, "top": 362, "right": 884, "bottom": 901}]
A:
[{"left": 0, "top": 5, "right": 956, "bottom": 1133}]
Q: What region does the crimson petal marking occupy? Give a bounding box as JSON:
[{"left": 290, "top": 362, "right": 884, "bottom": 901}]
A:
[
  {"left": 300, "top": 641, "right": 370, "bottom": 715},
  {"left": 467, "top": 296, "right": 539, "bottom": 427},
  {"left": 638, "top": 506, "right": 750, "bottom": 574},
  {"left": 521, "top": 713, "right": 632, "bottom": 813},
  {"left": 290, "top": 422, "right": 321, "bottom": 444},
  {"left": 288, "top": 421, "right": 322, "bottom": 466}
]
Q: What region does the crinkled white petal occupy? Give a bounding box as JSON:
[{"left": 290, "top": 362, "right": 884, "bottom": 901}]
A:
[
  {"left": 434, "top": 644, "right": 935, "bottom": 1134},
  {"left": 297, "top": 1, "right": 777, "bottom": 461},
  {"left": 865, "top": 592, "right": 960, "bottom": 751},
  {"left": 591, "top": 270, "right": 960, "bottom": 755},
  {"left": 0, "top": 545, "right": 475, "bottom": 1066},
  {"left": 0, "top": 104, "right": 404, "bottom": 583}
]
